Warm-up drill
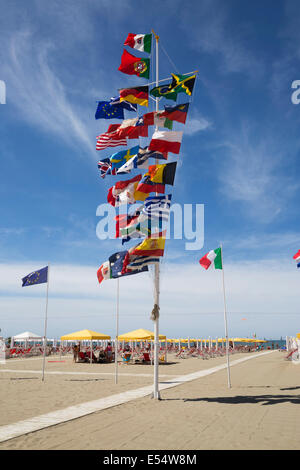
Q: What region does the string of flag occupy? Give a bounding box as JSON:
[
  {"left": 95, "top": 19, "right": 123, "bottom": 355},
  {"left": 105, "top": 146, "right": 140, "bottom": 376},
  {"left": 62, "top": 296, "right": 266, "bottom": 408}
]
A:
[{"left": 94, "top": 32, "right": 197, "bottom": 284}]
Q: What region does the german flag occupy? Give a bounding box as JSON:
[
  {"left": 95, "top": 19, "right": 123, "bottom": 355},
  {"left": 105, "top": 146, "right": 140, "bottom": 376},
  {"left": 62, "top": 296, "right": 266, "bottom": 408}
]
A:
[{"left": 119, "top": 86, "right": 149, "bottom": 107}]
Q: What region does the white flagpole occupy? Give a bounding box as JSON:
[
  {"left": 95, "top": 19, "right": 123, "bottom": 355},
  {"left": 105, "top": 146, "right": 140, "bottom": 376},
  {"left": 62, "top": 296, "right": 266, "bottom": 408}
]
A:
[
  {"left": 220, "top": 245, "right": 231, "bottom": 388},
  {"left": 152, "top": 29, "right": 160, "bottom": 400},
  {"left": 42, "top": 263, "right": 50, "bottom": 382},
  {"left": 115, "top": 277, "right": 120, "bottom": 384}
]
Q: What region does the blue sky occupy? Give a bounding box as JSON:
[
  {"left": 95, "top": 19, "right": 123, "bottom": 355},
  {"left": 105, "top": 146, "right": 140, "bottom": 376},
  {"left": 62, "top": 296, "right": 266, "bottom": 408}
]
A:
[{"left": 1, "top": 0, "right": 300, "bottom": 340}]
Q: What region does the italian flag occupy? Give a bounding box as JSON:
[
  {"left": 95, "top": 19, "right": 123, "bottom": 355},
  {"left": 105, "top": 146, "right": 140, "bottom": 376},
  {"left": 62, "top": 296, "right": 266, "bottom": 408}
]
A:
[
  {"left": 124, "top": 33, "right": 152, "bottom": 53},
  {"left": 199, "top": 247, "right": 223, "bottom": 270}
]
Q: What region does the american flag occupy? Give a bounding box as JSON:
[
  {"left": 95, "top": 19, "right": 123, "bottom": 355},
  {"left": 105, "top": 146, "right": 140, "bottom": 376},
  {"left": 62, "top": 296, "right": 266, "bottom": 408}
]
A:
[{"left": 96, "top": 131, "right": 127, "bottom": 151}]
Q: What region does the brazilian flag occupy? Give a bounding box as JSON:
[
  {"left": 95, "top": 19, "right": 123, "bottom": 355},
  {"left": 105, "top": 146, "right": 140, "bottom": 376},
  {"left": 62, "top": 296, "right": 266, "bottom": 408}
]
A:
[{"left": 150, "top": 73, "right": 196, "bottom": 101}]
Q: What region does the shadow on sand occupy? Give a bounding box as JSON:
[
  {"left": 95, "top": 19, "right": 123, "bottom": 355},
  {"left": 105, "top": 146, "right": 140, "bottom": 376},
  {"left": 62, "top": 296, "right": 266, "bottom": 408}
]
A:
[{"left": 161, "top": 394, "right": 300, "bottom": 406}]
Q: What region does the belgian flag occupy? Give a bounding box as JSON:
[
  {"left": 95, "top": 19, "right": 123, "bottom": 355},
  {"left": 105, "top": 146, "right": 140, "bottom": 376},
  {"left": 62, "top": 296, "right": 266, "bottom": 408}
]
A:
[{"left": 134, "top": 162, "right": 177, "bottom": 201}]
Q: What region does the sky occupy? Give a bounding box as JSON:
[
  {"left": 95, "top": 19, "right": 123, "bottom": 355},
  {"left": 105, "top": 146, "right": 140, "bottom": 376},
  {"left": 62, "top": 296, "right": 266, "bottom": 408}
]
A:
[{"left": 0, "top": 0, "right": 300, "bottom": 340}]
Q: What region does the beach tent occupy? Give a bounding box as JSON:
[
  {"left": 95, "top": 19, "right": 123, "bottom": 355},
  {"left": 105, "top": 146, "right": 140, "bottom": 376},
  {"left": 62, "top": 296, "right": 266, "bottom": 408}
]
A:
[
  {"left": 11, "top": 331, "right": 43, "bottom": 348},
  {"left": 117, "top": 328, "right": 166, "bottom": 341},
  {"left": 297, "top": 333, "right": 300, "bottom": 340},
  {"left": 60, "top": 329, "right": 111, "bottom": 364}
]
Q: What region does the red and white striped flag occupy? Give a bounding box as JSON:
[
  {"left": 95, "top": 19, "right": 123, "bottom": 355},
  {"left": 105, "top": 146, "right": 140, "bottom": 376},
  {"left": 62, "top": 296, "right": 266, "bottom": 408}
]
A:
[{"left": 96, "top": 131, "right": 127, "bottom": 151}]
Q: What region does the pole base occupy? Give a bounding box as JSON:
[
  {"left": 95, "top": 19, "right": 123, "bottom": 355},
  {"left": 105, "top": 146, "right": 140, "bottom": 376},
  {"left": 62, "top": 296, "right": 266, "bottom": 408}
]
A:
[{"left": 150, "top": 392, "right": 161, "bottom": 400}]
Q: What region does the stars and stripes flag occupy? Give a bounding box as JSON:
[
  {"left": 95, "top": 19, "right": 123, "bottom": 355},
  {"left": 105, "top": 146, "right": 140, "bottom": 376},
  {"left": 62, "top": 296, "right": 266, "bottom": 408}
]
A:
[{"left": 96, "top": 131, "right": 127, "bottom": 151}]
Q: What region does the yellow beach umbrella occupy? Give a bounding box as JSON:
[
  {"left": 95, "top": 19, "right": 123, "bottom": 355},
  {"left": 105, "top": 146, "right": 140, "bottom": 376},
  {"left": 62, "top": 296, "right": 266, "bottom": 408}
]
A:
[
  {"left": 117, "top": 328, "right": 166, "bottom": 341},
  {"left": 60, "top": 329, "right": 111, "bottom": 340}
]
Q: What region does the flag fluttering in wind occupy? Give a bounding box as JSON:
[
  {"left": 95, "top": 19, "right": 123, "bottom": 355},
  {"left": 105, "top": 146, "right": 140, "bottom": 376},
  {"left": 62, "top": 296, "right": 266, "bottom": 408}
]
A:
[
  {"left": 22, "top": 266, "right": 48, "bottom": 287},
  {"left": 110, "top": 146, "right": 140, "bottom": 172},
  {"left": 293, "top": 250, "right": 300, "bottom": 268},
  {"left": 95, "top": 100, "right": 125, "bottom": 120},
  {"left": 124, "top": 33, "right": 152, "bottom": 53},
  {"left": 119, "top": 86, "right": 149, "bottom": 106},
  {"left": 134, "top": 162, "right": 177, "bottom": 201},
  {"left": 161, "top": 103, "right": 190, "bottom": 124},
  {"left": 117, "top": 147, "right": 167, "bottom": 174},
  {"left": 97, "top": 251, "right": 148, "bottom": 284},
  {"left": 199, "top": 247, "right": 223, "bottom": 270},
  {"left": 129, "top": 232, "right": 166, "bottom": 257},
  {"left": 97, "top": 158, "right": 113, "bottom": 178},
  {"left": 118, "top": 49, "right": 150, "bottom": 79},
  {"left": 143, "top": 111, "right": 173, "bottom": 130},
  {"left": 109, "top": 96, "right": 137, "bottom": 112},
  {"left": 114, "top": 117, "right": 148, "bottom": 139},
  {"left": 142, "top": 195, "right": 172, "bottom": 222},
  {"left": 107, "top": 174, "right": 142, "bottom": 207},
  {"left": 150, "top": 73, "right": 196, "bottom": 101},
  {"left": 149, "top": 130, "right": 183, "bottom": 154},
  {"left": 96, "top": 130, "right": 127, "bottom": 151}
]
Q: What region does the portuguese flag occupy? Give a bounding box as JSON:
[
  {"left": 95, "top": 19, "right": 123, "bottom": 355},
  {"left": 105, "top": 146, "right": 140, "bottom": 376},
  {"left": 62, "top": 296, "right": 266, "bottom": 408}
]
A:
[
  {"left": 118, "top": 49, "right": 150, "bottom": 79},
  {"left": 124, "top": 33, "right": 152, "bottom": 53},
  {"left": 119, "top": 86, "right": 149, "bottom": 107},
  {"left": 199, "top": 248, "right": 223, "bottom": 270}
]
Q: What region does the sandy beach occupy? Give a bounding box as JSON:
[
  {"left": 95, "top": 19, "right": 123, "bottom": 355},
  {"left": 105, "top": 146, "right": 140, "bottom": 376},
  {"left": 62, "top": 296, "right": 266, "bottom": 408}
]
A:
[{"left": 0, "top": 350, "right": 299, "bottom": 450}]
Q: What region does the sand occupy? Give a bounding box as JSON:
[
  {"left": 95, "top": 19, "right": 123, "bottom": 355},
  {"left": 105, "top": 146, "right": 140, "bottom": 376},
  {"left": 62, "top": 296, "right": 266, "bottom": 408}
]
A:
[{"left": 0, "top": 350, "right": 299, "bottom": 450}]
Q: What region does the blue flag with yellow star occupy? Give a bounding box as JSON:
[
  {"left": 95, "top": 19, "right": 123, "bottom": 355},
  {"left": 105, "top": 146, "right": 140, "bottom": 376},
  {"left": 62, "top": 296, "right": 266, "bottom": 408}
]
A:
[
  {"left": 95, "top": 100, "right": 125, "bottom": 120},
  {"left": 22, "top": 266, "right": 48, "bottom": 287}
]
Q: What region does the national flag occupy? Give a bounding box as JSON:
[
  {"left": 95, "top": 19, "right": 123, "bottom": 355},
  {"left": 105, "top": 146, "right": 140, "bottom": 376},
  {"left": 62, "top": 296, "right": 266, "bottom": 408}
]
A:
[
  {"left": 134, "top": 162, "right": 177, "bottom": 201},
  {"left": 96, "top": 130, "right": 127, "bottom": 151},
  {"left": 129, "top": 232, "right": 166, "bottom": 257},
  {"left": 120, "top": 223, "right": 151, "bottom": 244},
  {"left": 160, "top": 103, "right": 190, "bottom": 124},
  {"left": 97, "top": 251, "right": 148, "bottom": 284},
  {"left": 117, "top": 145, "right": 167, "bottom": 174},
  {"left": 142, "top": 195, "right": 172, "bottom": 222},
  {"left": 95, "top": 100, "right": 125, "bottom": 120},
  {"left": 107, "top": 174, "right": 142, "bottom": 207},
  {"left": 115, "top": 208, "right": 143, "bottom": 238},
  {"left": 199, "top": 248, "right": 223, "bottom": 270},
  {"left": 148, "top": 130, "right": 183, "bottom": 154},
  {"left": 293, "top": 250, "right": 300, "bottom": 262},
  {"left": 150, "top": 73, "right": 196, "bottom": 101},
  {"left": 97, "top": 158, "right": 113, "bottom": 178},
  {"left": 22, "top": 266, "right": 48, "bottom": 287},
  {"left": 109, "top": 96, "right": 137, "bottom": 112},
  {"left": 124, "top": 33, "right": 152, "bottom": 53},
  {"left": 143, "top": 111, "right": 173, "bottom": 129},
  {"left": 118, "top": 49, "right": 150, "bottom": 79},
  {"left": 125, "top": 254, "right": 159, "bottom": 271},
  {"left": 115, "top": 117, "right": 148, "bottom": 139},
  {"left": 110, "top": 146, "right": 139, "bottom": 172},
  {"left": 119, "top": 86, "right": 149, "bottom": 107}
]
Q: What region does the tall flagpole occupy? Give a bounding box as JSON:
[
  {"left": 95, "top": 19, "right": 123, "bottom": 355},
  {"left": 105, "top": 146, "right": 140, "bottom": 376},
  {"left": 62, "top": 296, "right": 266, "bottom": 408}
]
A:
[
  {"left": 152, "top": 29, "right": 160, "bottom": 400},
  {"left": 115, "top": 277, "right": 120, "bottom": 384},
  {"left": 220, "top": 245, "right": 231, "bottom": 388},
  {"left": 42, "top": 263, "right": 50, "bottom": 382}
]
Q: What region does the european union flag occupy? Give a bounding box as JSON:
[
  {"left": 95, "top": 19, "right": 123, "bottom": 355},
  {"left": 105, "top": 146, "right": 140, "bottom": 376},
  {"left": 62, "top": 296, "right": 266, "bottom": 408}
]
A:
[
  {"left": 95, "top": 101, "right": 125, "bottom": 120},
  {"left": 22, "top": 266, "right": 48, "bottom": 287}
]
